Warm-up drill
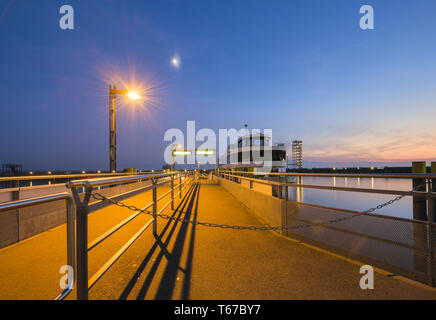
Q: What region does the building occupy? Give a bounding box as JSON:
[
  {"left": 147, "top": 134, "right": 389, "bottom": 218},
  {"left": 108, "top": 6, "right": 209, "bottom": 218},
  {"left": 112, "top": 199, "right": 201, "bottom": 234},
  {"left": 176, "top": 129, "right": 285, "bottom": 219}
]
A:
[
  {"left": 1, "top": 164, "right": 23, "bottom": 177},
  {"left": 291, "top": 140, "right": 303, "bottom": 169},
  {"left": 219, "top": 133, "right": 287, "bottom": 174}
]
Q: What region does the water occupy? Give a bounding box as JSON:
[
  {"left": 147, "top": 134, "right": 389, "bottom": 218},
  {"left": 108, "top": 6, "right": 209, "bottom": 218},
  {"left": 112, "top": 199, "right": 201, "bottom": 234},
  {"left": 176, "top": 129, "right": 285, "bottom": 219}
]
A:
[{"left": 288, "top": 176, "right": 417, "bottom": 220}]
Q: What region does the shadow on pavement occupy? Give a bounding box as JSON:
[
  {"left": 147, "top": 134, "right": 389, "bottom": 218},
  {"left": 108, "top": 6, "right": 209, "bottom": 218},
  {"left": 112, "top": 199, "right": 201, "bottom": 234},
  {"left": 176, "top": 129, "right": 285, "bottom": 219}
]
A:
[{"left": 118, "top": 182, "right": 200, "bottom": 300}]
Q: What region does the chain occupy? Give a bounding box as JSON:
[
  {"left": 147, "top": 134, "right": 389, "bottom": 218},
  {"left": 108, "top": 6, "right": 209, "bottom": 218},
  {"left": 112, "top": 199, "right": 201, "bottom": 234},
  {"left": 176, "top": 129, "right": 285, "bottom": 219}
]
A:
[
  {"left": 361, "top": 182, "right": 426, "bottom": 214},
  {"left": 90, "top": 181, "right": 427, "bottom": 232}
]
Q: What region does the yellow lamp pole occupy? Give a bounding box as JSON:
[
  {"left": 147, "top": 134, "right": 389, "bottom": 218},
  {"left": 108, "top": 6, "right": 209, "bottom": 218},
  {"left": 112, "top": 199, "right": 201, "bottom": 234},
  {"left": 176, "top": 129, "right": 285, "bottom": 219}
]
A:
[{"left": 109, "top": 84, "right": 141, "bottom": 173}]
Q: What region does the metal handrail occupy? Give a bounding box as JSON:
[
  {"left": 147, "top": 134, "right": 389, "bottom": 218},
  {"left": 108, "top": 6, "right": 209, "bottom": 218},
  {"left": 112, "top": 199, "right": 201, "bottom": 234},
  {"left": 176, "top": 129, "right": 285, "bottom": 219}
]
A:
[
  {"left": 215, "top": 170, "right": 436, "bottom": 286},
  {"left": 87, "top": 176, "right": 195, "bottom": 291},
  {"left": 216, "top": 171, "right": 436, "bottom": 223},
  {"left": 225, "top": 170, "right": 436, "bottom": 179},
  {"left": 86, "top": 174, "right": 189, "bottom": 251},
  {"left": 217, "top": 172, "right": 436, "bottom": 198},
  {"left": 0, "top": 193, "right": 75, "bottom": 300},
  {"left": 67, "top": 172, "right": 176, "bottom": 188},
  {"left": 67, "top": 171, "right": 193, "bottom": 300},
  {"left": 0, "top": 172, "right": 142, "bottom": 182}
]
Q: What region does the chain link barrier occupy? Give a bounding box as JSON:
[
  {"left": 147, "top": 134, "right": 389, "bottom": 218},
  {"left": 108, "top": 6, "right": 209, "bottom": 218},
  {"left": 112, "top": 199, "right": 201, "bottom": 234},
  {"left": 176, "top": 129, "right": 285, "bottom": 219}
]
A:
[
  {"left": 361, "top": 183, "right": 425, "bottom": 214},
  {"left": 90, "top": 181, "right": 427, "bottom": 232}
]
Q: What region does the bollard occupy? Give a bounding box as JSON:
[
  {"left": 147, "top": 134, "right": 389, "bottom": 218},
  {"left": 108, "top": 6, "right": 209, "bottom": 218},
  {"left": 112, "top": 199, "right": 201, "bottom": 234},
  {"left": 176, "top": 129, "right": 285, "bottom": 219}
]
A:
[
  {"left": 412, "top": 162, "right": 428, "bottom": 275},
  {"left": 152, "top": 178, "right": 157, "bottom": 236},
  {"left": 412, "top": 161, "right": 427, "bottom": 221},
  {"left": 179, "top": 174, "right": 182, "bottom": 198}
]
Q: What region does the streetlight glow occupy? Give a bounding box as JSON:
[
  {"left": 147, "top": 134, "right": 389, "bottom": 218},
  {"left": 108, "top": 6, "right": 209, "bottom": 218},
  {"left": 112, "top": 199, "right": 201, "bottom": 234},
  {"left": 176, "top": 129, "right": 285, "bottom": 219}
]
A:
[
  {"left": 196, "top": 150, "right": 214, "bottom": 155},
  {"left": 126, "top": 91, "right": 141, "bottom": 100},
  {"left": 173, "top": 151, "right": 192, "bottom": 156}
]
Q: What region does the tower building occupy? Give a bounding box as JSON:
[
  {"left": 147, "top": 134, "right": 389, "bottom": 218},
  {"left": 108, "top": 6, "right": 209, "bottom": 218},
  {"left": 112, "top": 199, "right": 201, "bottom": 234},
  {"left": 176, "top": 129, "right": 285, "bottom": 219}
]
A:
[{"left": 291, "top": 140, "right": 303, "bottom": 169}]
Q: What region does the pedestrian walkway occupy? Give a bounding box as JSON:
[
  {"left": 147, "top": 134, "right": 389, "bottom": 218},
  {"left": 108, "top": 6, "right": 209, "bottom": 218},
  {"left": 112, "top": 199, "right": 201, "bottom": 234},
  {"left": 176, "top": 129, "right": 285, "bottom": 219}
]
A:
[{"left": 1, "top": 180, "right": 435, "bottom": 299}]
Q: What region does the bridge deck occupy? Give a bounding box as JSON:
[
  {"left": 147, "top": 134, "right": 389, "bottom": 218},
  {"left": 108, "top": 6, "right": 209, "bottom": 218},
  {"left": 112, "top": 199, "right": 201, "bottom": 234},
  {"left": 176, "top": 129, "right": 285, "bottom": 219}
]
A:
[{"left": 0, "top": 180, "right": 435, "bottom": 299}]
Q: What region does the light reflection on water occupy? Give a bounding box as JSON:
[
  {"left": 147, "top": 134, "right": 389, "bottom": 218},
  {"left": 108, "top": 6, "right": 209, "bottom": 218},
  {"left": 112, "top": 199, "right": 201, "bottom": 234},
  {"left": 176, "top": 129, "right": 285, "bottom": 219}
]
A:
[{"left": 288, "top": 177, "right": 415, "bottom": 219}]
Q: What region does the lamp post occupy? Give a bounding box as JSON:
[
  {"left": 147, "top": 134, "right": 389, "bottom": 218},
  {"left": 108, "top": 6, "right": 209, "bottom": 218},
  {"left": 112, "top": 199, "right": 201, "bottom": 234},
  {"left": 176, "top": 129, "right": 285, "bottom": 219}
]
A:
[
  {"left": 171, "top": 144, "right": 183, "bottom": 171},
  {"left": 109, "top": 84, "right": 141, "bottom": 173}
]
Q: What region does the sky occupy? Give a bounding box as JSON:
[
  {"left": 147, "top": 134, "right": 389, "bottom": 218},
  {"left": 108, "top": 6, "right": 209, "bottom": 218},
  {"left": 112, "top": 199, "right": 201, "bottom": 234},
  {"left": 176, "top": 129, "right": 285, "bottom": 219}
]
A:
[{"left": 0, "top": 0, "right": 436, "bottom": 170}]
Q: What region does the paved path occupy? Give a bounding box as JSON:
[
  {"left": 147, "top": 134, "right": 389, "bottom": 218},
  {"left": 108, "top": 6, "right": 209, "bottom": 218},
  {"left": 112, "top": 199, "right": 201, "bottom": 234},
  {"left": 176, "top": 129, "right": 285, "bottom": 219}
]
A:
[{"left": 1, "top": 180, "right": 436, "bottom": 299}]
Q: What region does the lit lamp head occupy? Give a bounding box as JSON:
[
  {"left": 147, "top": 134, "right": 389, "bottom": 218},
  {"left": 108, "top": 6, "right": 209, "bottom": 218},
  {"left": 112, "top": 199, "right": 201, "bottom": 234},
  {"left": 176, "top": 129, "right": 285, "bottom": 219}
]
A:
[
  {"left": 172, "top": 150, "right": 192, "bottom": 156},
  {"left": 126, "top": 91, "right": 141, "bottom": 100},
  {"left": 196, "top": 150, "right": 214, "bottom": 155}
]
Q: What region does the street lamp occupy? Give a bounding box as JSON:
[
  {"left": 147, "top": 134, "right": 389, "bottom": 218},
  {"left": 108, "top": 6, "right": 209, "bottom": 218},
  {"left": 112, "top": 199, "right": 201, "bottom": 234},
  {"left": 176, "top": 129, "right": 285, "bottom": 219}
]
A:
[
  {"left": 171, "top": 148, "right": 216, "bottom": 171},
  {"left": 109, "top": 84, "right": 142, "bottom": 173},
  {"left": 171, "top": 144, "right": 183, "bottom": 171}
]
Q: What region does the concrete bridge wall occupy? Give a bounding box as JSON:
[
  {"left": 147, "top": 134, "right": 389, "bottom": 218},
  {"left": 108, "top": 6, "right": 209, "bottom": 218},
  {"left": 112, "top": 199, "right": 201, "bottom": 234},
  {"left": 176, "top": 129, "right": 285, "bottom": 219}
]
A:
[{"left": 217, "top": 176, "right": 285, "bottom": 229}]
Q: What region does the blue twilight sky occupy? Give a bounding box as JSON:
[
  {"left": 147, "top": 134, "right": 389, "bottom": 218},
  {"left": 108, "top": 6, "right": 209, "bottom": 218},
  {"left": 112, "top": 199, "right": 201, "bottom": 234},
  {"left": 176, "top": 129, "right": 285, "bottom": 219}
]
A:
[{"left": 1, "top": 0, "right": 436, "bottom": 170}]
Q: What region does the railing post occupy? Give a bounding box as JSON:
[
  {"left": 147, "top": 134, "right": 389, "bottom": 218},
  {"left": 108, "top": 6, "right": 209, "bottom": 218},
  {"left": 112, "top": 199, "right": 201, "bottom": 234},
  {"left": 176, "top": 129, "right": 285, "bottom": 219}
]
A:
[
  {"left": 179, "top": 174, "right": 182, "bottom": 198},
  {"left": 428, "top": 178, "right": 435, "bottom": 287},
  {"left": 284, "top": 185, "right": 289, "bottom": 237},
  {"left": 171, "top": 175, "right": 174, "bottom": 210},
  {"left": 66, "top": 198, "right": 75, "bottom": 291},
  {"left": 152, "top": 178, "right": 158, "bottom": 236},
  {"left": 432, "top": 162, "right": 436, "bottom": 222},
  {"left": 71, "top": 186, "right": 92, "bottom": 300}
]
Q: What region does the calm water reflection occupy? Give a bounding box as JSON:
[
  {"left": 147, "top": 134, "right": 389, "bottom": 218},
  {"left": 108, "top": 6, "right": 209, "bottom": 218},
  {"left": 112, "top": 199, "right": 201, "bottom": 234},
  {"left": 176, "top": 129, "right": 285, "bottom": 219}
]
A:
[{"left": 288, "top": 177, "right": 415, "bottom": 219}]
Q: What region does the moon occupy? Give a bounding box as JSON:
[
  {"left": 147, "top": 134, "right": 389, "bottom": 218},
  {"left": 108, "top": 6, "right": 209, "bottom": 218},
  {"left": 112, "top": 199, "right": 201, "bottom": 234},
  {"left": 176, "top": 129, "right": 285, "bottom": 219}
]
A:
[{"left": 171, "top": 55, "right": 181, "bottom": 69}]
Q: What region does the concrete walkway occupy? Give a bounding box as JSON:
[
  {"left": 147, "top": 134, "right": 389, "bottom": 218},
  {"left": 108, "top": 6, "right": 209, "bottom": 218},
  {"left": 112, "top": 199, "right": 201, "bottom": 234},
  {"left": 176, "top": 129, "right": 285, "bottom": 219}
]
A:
[{"left": 1, "top": 180, "right": 436, "bottom": 299}]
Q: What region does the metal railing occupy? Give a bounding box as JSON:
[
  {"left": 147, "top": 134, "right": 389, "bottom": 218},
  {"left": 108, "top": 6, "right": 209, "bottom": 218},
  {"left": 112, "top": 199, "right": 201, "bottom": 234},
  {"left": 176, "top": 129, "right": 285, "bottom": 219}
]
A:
[
  {"left": 0, "top": 172, "right": 156, "bottom": 189},
  {"left": 0, "top": 193, "right": 75, "bottom": 300},
  {"left": 66, "top": 171, "right": 194, "bottom": 300},
  {"left": 215, "top": 170, "right": 436, "bottom": 286}
]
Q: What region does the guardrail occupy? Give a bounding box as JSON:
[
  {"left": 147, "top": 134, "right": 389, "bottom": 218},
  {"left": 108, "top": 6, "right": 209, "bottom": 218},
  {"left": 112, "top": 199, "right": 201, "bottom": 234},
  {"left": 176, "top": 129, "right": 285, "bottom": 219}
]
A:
[
  {"left": 66, "top": 171, "right": 194, "bottom": 300},
  {"left": 0, "top": 193, "right": 75, "bottom": 300},
  {"left": 0, "top": 172, "right": 157, "bottom": 189},
  {"left": 219, "top": 171, "right": 436, "bottom": 198},
  {"left": 215, "top": 170, "right": 436, "bottom": 286}
]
